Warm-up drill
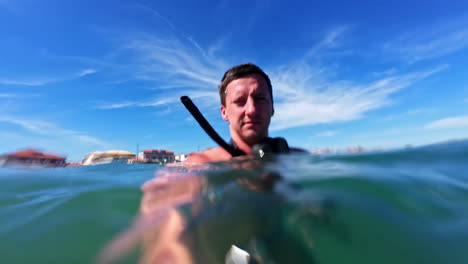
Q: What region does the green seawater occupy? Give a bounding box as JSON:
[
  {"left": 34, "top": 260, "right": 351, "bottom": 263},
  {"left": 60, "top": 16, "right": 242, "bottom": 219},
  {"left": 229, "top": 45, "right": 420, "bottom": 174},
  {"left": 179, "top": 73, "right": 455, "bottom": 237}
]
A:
[{"left": 1, "top": 140, "right": 468, "bottom": 264}]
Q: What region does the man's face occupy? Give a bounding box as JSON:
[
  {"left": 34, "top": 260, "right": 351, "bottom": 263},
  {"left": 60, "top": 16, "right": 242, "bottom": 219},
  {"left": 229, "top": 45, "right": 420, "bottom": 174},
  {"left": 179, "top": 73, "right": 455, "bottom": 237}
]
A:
[{"left": 221, "top": 74, "right": 273, "bottom": 145}]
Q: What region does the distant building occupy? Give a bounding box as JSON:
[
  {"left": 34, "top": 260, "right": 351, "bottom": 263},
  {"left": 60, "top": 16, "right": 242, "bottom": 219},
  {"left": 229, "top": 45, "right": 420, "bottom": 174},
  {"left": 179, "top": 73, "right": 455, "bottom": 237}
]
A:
[
  {"left": 0, "top": 149, "right": 66, "bottom": 167},
  {"left": 82, "top": 150, "right": 135, "bottom": 166},
  {"left": 174, "top": 154, "right": 189, "bottom": 163},
  {"left": 140, "top": 149, "right": 175, "bottom": 163},
  {"left": 312, "top": 148, "right": 333, "bottom": 154}
]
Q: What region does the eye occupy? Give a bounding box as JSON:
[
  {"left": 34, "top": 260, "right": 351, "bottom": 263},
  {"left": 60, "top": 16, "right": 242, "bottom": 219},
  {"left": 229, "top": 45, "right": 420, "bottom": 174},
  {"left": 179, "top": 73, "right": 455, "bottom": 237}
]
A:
[
  {"left": 233, "top": 97, "right": 247, "bottom": 106},
  {"left": 255, "top": 95, "right": 268, "bottom": 102}
]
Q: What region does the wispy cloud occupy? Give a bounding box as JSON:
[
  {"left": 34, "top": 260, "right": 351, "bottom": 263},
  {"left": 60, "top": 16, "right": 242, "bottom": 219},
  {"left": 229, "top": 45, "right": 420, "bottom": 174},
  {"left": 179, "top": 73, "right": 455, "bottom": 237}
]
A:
[
  {"left": 94, "top": 97, "right": 174, "bottom": 109},
  {"left": 0, "top": 116, "right": 110, "bottom": 148},
  {"left": 0, "top": 69, "right": 98, "bottom": 87},
  {"left": 406, "top": 108, "right": 438, "bottom": 115},
  {"left": 382, "top": 107, "right": 437, "bottom": 121},
  {"left": 372, "top": 68, "right": 398, "bottom": 77},
  {"left": 384, "top": 16, "right": 468, "bottom": 63},
  {"left": 92, "top": 24, "right": 449, "bottom": 131},
  {"left": 92, "top": 26, "right": 347, "bottom": 114},
  {"left": 425, "top": 115, "right": 468, "bottom": 129},
  {"left": 0, "top": 79, "right": 51, "bottom": 86},
  {"left": 124, "top": 24, "right": 448, "bottom": 131},
  {"left": 73, "top": 135, "right": 108, "bottom": 146},
  {"left": 305, "top": 26, "right": 349, "bottom": 59},
  {"left": 90, "top": 27, "right": 229, "bottom": 109},
  {"left": 133, "top": 3, "right": 177, "bottom": 32},
  {"left": 77, "top": 69, "right": 97, "bottom": 77},
  {"left": 316, "top": 130, "right": 338, "bottom": 137},
  {"left": 94, "top": 88, "right": 220, "bottom": 110},
  {"left": 0, "top": 93, "right": 17, "bottom": 98},
  {"left": 119, "top": 33, "right": 226, "bottom": 88},
  {"left": 270, "top": 63, "right": 447, "bottom": 130}
]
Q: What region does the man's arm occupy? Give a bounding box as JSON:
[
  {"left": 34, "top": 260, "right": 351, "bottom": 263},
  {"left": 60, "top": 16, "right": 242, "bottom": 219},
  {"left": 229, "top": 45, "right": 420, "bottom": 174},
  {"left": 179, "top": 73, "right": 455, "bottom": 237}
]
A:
[{"left": 184, "top": 152, "right": 212, "bottom": 163}]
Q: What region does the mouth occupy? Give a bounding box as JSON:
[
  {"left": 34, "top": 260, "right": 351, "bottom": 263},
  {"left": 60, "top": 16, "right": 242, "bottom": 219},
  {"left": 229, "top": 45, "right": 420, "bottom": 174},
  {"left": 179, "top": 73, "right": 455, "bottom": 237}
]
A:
[{"left": 243, "top": 120, "right": 261, "bottom": 127}]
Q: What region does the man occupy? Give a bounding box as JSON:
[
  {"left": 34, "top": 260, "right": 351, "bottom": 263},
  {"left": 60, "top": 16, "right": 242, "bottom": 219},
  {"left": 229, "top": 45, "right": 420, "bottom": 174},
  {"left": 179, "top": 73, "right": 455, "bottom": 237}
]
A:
[
  {"left": 187, "top": 63, "right": 304, "bottom": 163},
  {"left": 99, "top": 63, "right": 305, "bottom": 264},
  {"left": 137, "top": 63, "right": 305, "bottom": 263}
]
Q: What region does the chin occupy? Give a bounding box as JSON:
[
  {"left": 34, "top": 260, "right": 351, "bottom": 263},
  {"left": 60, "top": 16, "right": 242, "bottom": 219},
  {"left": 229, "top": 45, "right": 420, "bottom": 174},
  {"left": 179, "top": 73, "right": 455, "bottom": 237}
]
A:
[{"left": 242, "top": 131, "right": 267, "bottom": 144}]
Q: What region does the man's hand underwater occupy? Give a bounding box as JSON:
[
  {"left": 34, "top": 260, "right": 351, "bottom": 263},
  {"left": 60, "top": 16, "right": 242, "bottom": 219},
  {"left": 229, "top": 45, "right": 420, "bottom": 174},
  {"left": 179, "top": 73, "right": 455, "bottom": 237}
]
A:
[{"left": 98, "top": 164, "right": 207, "bottom": 264}]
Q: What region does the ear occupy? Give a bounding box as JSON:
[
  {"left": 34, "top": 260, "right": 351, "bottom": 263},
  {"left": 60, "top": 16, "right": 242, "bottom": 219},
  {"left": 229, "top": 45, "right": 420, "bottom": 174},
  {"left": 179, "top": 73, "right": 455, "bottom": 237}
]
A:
[
  {"left": 221, "top": 105, "right": 229, "bottom": 121},
  {"left": 271, "top": 106, "right": 275, "bottom": 117}
]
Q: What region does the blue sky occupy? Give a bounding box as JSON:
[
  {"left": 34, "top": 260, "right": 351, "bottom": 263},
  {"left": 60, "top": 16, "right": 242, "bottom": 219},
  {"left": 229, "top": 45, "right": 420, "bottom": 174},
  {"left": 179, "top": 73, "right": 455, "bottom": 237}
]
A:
[{"left": 1, "top": 0, "right": 468, "bottom": 161}]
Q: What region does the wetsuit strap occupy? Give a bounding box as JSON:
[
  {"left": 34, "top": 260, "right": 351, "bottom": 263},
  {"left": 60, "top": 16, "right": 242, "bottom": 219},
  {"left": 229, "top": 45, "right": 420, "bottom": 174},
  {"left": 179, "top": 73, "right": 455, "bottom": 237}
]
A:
[
  {"left": 228, "top": 139, "right": 244, "bottom": 155},
  {"left": 229, "top": 137, "right": 290, "bottom": 158}
]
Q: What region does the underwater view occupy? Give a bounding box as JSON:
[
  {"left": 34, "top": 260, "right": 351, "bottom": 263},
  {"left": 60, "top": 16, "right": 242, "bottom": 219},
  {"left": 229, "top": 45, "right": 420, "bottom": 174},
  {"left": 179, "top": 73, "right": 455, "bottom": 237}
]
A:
[{"left": 1, "top": 139, "right": 468, "bottom": 264}]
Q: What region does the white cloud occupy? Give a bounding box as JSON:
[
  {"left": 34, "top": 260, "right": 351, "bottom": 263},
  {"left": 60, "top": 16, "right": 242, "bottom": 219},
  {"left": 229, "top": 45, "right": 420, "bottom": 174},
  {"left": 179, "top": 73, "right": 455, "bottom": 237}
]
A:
[
  {"left": 73, "top": 135, "right": 108, "bottom": 146},
  {"left": 382, "top": 107, "right": 437, "bottom": 121},
  {"left": 77, "top": 69, "right": 97, "bottom": 77},
  {"left": 372, "top": 68, "right": 398, "bottom": 77},
  {"left": 118, "top": 32, "right": 227, "bottom": 89},
  {"left": 0, "top": 93, "right": 17, "bottom": 98},
  {"left": 305, "top": 26, "right": 349, "bottom": 58},
  {"left": 0, "top": 116, "right": 110, "bottom": 148},
  {"left": 406, "top": 108, "right": 437, "bottom": 115},
  {"left": 133, "top": 3, "right": 177, "bottom": 32},
  {"left": 0, "top": 69, "right": 98, "bottom": 87},
  {"left": 94, "top": 102, "right": 138, "bottom": 109},
  {"left": 94, "top": 89, "right": 221, "bottom": 111},
  {"left": 89, "top": 25, "right": 448, "bottom": 131},
  {"left": 0, "top": 117, "right": 55, "bottom": 135},
  {"left": 0, "top": 79, "right": 50, "bottom": 86},
  {"left": 317, "top": 131, "right": 338, "bottom": 137},
  {"left": 94, "top": 97, "right": 173, "bottom": 109},
  {"left": 91, "top": 30, "right": 227, "bottom": 110},
  {"left": 269, "top": 63, "right": 447, "bottom": 130},
  {"left": 384, "top": 16, "right": 468, "bottom": 62},
  {"left": 425, "top": 115, "right": 468, "bottom": 130}
]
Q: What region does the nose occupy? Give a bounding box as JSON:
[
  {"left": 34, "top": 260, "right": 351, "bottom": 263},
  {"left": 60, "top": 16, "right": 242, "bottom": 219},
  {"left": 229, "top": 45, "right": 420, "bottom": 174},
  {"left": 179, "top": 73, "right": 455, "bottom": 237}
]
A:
[{"left": 245, "top": 97, "right": 257, "bottom": 116}]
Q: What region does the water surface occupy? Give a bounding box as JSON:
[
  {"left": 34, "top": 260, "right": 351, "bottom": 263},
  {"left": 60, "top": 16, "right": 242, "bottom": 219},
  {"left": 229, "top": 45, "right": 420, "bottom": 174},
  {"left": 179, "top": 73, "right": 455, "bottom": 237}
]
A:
[{"left": 1, "top": 140, "right": 468, "bottom": 263}]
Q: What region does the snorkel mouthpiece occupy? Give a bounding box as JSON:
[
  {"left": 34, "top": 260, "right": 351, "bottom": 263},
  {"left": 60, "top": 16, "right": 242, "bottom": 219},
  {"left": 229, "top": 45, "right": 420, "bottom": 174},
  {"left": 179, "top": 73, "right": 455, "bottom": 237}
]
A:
[{"left": 251, "top": 137, "right": 290, "bottom": 159}]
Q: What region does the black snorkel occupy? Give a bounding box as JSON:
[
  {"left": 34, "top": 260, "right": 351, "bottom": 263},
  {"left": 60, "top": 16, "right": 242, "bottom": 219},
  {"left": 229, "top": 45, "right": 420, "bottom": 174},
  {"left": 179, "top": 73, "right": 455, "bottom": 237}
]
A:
[
  {"left": 181, "top": 96, "right": 245, "bottom": 157},
  {"left": 181, "top": 96, "right": 290, "bottom": 159}
]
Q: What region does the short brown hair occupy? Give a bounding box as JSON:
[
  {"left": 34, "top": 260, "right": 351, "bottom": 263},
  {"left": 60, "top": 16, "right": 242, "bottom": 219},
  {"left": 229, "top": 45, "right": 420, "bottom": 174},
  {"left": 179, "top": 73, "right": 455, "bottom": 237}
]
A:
[{"left": 218, "top": 63, "right": 273, "bottom": 106}]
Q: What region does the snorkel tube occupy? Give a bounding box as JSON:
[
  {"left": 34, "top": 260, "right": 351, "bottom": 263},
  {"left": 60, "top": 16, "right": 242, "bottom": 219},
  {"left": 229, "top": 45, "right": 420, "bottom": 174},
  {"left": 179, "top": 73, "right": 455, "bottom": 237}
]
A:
[
  {"left": 181, "top": 95, "right": 290, "bottom": 159},
  {"left": 180, "top": 96, "right": 245, "bottom": 157}
]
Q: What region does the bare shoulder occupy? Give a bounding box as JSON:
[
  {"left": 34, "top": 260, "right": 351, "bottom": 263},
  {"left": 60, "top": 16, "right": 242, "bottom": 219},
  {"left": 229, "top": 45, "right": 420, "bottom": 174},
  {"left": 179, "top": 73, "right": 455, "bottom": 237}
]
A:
[
  {"left": 184, "top": 152, "right": 212, "bottom": 163},
  {"left": 184, "top": 147, "right": 232, "bottom": 163}
]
